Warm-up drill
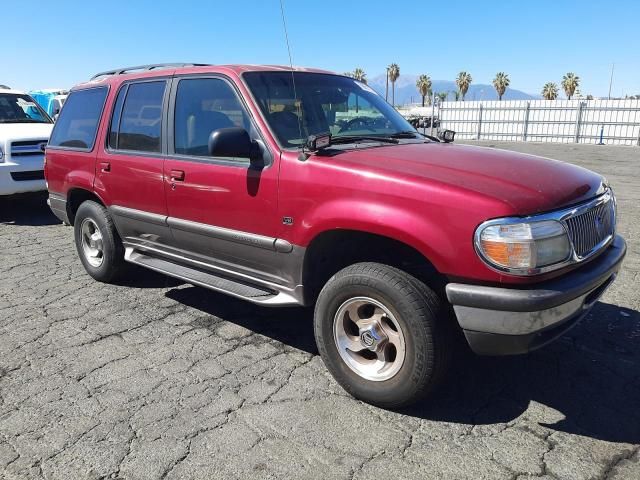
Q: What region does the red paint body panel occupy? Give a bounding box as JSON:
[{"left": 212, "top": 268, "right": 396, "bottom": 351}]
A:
[
  {"left": 162, "top": 159, "right": 279, "bottom": 236},
  {"left": 46, "top": 64, "right": 607, "bottom": 287},
  {"left": 45, "top": 148, "right": 97, "bottom": 201}
]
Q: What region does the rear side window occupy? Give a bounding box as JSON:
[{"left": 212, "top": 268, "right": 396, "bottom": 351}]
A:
[
  {"left": 49, "top": 87, "right": 108, "bottom": 150},
  {"left": 112, "top": 81, "right": 166, "bottom": 153},
  {"left": 108, "top": 85, "right": 127, "bottom": 149}
]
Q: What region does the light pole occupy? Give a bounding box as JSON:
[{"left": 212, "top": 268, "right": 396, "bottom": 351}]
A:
[{"left": 385, "top": 67, "right": 389, "bottom": 102}]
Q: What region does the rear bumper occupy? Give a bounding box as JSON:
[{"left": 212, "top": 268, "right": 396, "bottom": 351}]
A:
[
  {"left": 47, "top": 192, "right": 69, "bottom": 224},
  {"left": 446, "top": 235, "right": 626, "bottom": 355}
]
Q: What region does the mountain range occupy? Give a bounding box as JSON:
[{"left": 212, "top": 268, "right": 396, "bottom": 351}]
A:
[{"left": 367, "top": 74, "right": 540, "bottom": 104}]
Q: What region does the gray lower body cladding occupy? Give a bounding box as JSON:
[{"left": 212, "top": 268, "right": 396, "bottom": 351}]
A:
[
  {"left": 108, "top": 205, "right": 306, "bottom": 306},
  {"left": 47, "top": 192, "right": 70, "bottom": 224}
]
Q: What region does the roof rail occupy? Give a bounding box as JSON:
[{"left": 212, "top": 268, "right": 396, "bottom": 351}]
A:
[{"left": 90, "top": 63, "right": 211, "bottom": 80}]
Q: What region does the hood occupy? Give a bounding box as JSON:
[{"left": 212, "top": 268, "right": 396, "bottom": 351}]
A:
[
  {"left": 335, "top": 142, "right": 605, "bottom": 214},
  {"left": 0, "top": 123, "right": 53, "bottom": 143}
]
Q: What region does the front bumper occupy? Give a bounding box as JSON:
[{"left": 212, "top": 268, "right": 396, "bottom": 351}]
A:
[
  {"left": 446, "top": 235, "right": 626, "bottom": 355},
  {"left": 0, "top": 158, "right": 46, "bottom": 196}
]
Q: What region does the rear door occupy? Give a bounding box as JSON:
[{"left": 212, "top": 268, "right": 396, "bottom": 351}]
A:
[
  {"left": 46, "top": 86, "right": 108, "bottom": 201},
  {"left": 163, "top": 76, "right": 287, "bottom": 286},
  {"left": 94, "top": 79, "right": 172, "bottom": 249}
]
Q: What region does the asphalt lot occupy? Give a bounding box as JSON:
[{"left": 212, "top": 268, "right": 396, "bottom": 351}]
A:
[{"left": 0, "top": 141, "right": 639, "bottom": 480}]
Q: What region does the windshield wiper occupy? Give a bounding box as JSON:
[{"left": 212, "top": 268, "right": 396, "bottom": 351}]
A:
[
  {"left": 389, "top": 131, "right": 420, "bottom": 139},
  {"left": 330, "top": 135, "right": 399, "bottom": 145},
  {"left": 405, "top": 130, "right": 440, "bottom": 142}
]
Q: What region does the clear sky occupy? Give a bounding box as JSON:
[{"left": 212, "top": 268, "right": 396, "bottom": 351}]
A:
[{"left": 6, "top": 0, "right": 639, "bottom": 98}]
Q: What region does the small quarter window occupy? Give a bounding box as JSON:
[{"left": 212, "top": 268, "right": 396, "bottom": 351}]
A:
[
  {"left": 49, "top": 87, "right": 107, "bottom": 150},
  {"left": 116, "top": 81, "right": 165, "bottom": 153}
]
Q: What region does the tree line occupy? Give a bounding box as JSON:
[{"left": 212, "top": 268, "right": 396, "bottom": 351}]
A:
[{"left": 345, "top": 66, "right": 585, "bottom": 105}]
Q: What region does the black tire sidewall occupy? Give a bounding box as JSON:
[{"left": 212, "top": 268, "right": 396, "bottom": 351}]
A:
[
  {"left": 73, "top": 201, "right": 123, "bottom": 282},
  {"left": 314, "top": 265, "right": 438, "bottom": 408}
]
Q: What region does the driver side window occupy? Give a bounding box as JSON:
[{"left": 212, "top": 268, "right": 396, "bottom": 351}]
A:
[{"left": 174, "top": 78, "right": 249, "bottom": 157}]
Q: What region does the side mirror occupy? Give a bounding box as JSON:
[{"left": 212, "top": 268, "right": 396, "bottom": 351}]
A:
[
  {"left": 437, "top": 129, "right": 455, "bottom": 143},
  {"left": 208, "top": 127, "right": 262, "bottom": 165}
]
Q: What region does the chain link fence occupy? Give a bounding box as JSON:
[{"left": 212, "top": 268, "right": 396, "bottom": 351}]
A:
[{"left": 437, "top": 99, "right": 640, "bottom": 146}]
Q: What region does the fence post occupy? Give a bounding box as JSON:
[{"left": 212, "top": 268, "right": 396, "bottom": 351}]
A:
[
  {"left": 574, "top": 101, "right": 585, "bottom": 143},
  {"left": 477, "top": 103, "right": 483, "bottom": 140},
  {"left": 522, "top": 102, "right": 530, "bottom": 141},
  {"left": 430, "top": 91, "right": 436, "bottom": 137}
]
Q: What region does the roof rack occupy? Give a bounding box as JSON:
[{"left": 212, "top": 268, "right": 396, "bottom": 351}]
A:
[{"left": 90, "top": 63, "right": 211, "bottom": 80}]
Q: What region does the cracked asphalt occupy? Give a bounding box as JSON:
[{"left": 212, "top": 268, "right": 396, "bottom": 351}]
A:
[{"left": 0, "top": 142, "right": 639, "bottom": 480}]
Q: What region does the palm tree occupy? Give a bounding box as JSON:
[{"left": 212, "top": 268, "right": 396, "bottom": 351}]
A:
[
  {"left": 456, "top": 72, "right": 472, "bottom": 101},
  {"left": 352, "top": 68, "right": 367, "bottom": 84},
  {"left": 436, "top": 92, "right": 448, "bottom": 103},
  {"left": 542, "top": 82, "right": 559, "bottom": 100},
  {"left": 416, "top": 74, "right": 432, "bottom": 107},
  {"left": 492, "top": 72, "right": 510, "bottom": 101},
  {"left": 350, "top": 68, "right": 367, "bottom": 112},
  {"left": 561, "top": 73, "right": 580, "bottom": 100},
  {"left": 388, "top": 63, "right": 400, "bottom": 106}
]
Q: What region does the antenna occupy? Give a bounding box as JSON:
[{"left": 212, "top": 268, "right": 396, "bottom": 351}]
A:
[{"left": 278, "top": 0, "right": 306, "bottom": 157}]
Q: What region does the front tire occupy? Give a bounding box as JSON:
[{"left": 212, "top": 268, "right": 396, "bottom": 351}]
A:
[
  {"left": 73, "top": 200, "right": 125, "bottom": 283},
  {"left": 314, "top": 262, "right": 450, "bottom": 408}
]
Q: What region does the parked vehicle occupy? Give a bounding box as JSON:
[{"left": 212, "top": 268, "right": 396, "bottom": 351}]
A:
[
  {"left": 406, "top": 115, "right": 440, "bottom": 129},
  {"left": 28, "top": 89, "right": 69, "bottom": 118},
  {"left": 45, "top": 64, "right": 626, "bottom": 407},
  {"left": 0, "top": 87, "right": 53, "bottom": 196}
]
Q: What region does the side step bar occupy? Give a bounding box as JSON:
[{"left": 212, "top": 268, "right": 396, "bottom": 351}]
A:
[{"left": 124, "top": 248, "right": 300, "bottom": 306}]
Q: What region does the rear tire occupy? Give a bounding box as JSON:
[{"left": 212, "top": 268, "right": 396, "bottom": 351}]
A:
[
  {"left": 314, "top": 262, "right": 450, "bottom": 409},
  {"left": 73, "top": 201, "right": 125, "bottom": 283}
]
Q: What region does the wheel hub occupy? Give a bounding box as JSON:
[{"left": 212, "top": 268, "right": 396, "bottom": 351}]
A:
[
  {"left": 80, "top": 218, "right": 104, "bottom": 268},
  {"left": 359, "top": 324, "right": 387, "bottom": 351},
  {"left": 333, "top": 296, "right": 406, "bottom": 382}
]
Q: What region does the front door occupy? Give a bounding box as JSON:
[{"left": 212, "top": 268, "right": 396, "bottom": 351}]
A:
[{"left": 163, "top": 76, "right": 285, "bottom": 286}]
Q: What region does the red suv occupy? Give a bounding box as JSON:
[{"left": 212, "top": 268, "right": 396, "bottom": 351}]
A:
[{"left": 45, "top": 64, "right": 626, "bottom": 407}]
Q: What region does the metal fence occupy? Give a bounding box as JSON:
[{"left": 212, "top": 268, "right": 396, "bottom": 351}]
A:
[{"left": 438, "top": 99, "right": 640, "bottom": 146}]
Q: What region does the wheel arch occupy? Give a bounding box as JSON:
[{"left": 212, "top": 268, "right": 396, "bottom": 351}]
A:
[
  {"left": 66, "top": 188, "right": 107, "bottom": 225},
  {"left": 301, "top": 228, "right": 447, "bottom": 305}
]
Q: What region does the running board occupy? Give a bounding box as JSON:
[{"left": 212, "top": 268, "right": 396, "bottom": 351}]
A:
[{"left": 124, "top": 248, "right": 300, "bottom": 306}]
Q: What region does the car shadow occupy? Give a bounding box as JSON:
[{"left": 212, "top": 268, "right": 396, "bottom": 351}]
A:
[
  {"left": 165, "top": 286, "right": 317, "bottom": 354},
  {"left": 402, "top": 301, "right": 640, "bottom": 444},
  {"left": 167, "top": 286, "right": 640, "bottom": 444},
  {"left": 0, "top": 192, "right": 60, "bottom": 226},
  {"left": 115, "top": 266, "right": 184, "bottom": 289}
]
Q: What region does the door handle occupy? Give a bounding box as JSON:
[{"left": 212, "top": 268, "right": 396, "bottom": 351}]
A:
[
  {"left": 100, "top": 162, "right": 111, "bottom": 172},
  {"left": 170, "top": 170, "right": 185, "bottom": 182}
]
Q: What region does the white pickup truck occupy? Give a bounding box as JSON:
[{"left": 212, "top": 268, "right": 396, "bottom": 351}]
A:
[{"left": 0, "top": 88, "right": 54, "bottom": 196}]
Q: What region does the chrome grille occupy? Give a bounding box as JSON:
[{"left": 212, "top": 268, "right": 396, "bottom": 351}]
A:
[{"left": 564, "top": 196, "right": 615, "bottom": 258}]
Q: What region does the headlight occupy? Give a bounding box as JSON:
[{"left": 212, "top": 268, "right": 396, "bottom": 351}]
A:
[
  {"left": 0, "top": 146, "right": 4, "bottom": 163},
  {"left": 475, "top": 219, "right": 571, "bottom": 274}
]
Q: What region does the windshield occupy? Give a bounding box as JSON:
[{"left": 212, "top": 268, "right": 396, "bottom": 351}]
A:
[
  {"left": 244, "top": 72, "right": 416, "bottom": 148},
  {"left": 0, "top": 93, "right": 52, "bottom": 124}
]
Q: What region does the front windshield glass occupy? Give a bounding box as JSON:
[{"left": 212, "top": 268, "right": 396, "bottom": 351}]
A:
[
  {"left": 0, "top": 93, "right": 52, "bottom": 124},
  {"left": 244, "top": 72, "right": 416, "bottom": 148}
]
